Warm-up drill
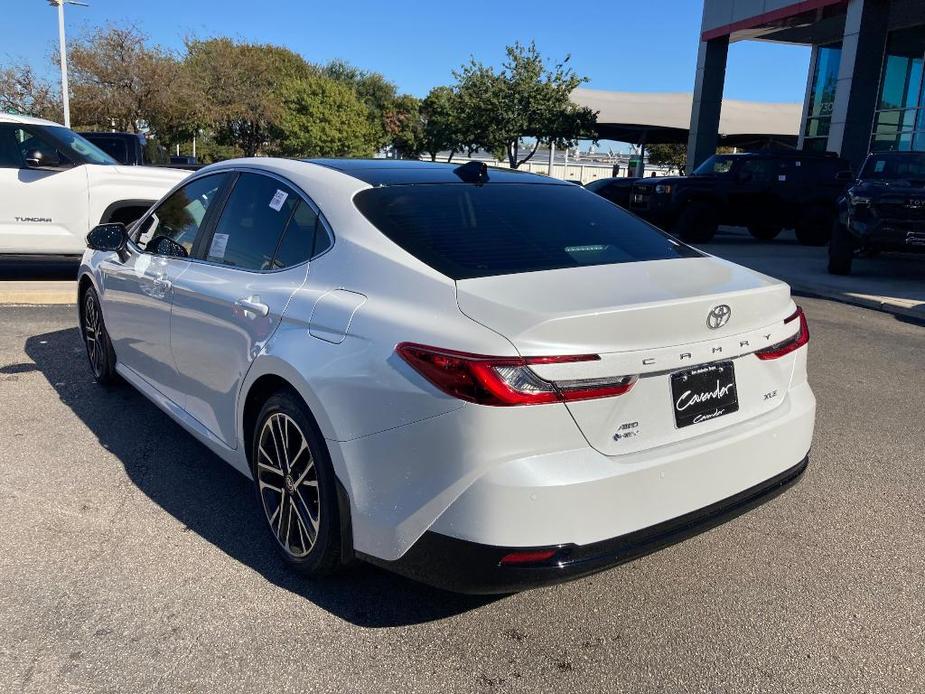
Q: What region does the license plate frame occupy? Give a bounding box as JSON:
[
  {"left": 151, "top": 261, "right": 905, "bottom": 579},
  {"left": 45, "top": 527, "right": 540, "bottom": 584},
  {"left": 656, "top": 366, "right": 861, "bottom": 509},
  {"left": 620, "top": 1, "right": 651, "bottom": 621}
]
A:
[{"left": 670, "top": 361, "right": 739, "bottom": 429}]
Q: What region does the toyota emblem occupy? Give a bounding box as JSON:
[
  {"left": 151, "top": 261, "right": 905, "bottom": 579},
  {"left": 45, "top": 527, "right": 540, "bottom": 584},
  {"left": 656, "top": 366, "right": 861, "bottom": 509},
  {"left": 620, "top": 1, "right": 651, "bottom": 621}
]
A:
[{"left": 707, "top": 304, "right": 731, "bottom": 329}]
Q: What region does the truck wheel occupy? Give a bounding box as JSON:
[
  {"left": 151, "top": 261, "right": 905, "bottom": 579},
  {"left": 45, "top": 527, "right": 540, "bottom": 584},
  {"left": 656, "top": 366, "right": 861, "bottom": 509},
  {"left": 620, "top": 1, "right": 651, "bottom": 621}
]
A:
[
  {"left": 747, "top": 224, "right": 782, "bottom": 241},
  {"left": 674, "top": 203, "right": 718, "bottom": 243},
  {"left": 795, "top": 205, "right": 834, "bottom": 246},
  {"left": 828, "top": 221, "right": 855, "bottom": 275}
]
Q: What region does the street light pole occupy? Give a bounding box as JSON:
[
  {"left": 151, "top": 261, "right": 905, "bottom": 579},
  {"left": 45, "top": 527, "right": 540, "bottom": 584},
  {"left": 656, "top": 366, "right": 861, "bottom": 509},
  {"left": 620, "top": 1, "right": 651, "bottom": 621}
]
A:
[
  {"left": 49, "top": 0, "right": 88, "bottom": 129},
  {"left": 55, "top": 0, "right": 70, "bottom": 127}
]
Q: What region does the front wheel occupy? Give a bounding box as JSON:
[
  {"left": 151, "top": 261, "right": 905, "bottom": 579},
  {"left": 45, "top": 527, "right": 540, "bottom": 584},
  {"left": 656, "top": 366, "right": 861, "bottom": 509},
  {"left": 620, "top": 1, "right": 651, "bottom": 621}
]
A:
[
  {"left": 795, "top": 205, "right": 834, "bottom": 246},
  {"left": 252, "top": 391, "right": 343, "bottom": 576},
  {"left": 80, "top": 286, "right": 118, "bottom": 385},
  {"left": 828, "top": 220, "right": 855, "bottom": 275},
  {"left": 747, "top": 224, "right": 782, "bottom": 241},
  {"left": 674, "top": 202, "right": 718, "bottom": 243}
]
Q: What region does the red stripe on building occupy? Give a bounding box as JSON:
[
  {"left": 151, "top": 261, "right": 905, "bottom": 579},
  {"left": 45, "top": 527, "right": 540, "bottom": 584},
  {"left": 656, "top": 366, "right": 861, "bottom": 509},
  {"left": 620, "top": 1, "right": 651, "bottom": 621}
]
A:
[{"left": 702, "top": 0, "right": 846, "bottom": 41}]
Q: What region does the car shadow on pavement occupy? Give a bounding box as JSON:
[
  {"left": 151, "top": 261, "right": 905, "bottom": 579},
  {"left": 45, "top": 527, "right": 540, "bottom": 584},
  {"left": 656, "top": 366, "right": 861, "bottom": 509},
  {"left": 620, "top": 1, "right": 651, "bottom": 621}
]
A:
[{"left": 25, "top": 326, "right": 500, "bottom": 628}]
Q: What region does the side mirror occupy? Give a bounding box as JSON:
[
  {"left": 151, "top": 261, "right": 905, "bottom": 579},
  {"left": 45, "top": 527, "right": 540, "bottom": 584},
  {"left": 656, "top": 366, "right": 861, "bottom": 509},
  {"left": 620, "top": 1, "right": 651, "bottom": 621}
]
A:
[
  {"left": 836, "top": 170, "right": 854, "bottom": 182},
  {"left": 149, "top": 235, "right": 189, "bottom": 258},
  {"left": 86, "top": 223, "right": 127, "bottom": 253},
  {"left": 24, "top": 148, "right": 63, "bottom": 169}
]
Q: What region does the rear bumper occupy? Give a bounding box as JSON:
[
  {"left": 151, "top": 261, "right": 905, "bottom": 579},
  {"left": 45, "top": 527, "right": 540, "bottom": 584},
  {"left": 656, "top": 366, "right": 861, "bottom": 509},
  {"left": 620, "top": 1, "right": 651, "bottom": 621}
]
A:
[{"left": 364, "top": 455, "right": 808, "bottom": 594}]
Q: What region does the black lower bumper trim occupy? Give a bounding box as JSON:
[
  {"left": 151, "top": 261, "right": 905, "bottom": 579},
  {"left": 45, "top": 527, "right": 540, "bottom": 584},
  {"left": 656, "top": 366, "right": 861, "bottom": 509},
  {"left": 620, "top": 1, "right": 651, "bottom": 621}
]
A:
[{"left": 361, "top": 456, "right": 809, "bottom": 594}]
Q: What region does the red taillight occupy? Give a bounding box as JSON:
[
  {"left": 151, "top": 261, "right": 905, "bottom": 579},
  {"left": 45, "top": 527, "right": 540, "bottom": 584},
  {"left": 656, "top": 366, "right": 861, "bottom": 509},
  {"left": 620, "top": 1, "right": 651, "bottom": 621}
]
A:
[
  {"left": 755, "top": 306, "right": 810, "bottom": 360},
  {"left": 499, "top": 549, "right": 558, "bottom": 566},
  {"left": 396, "top": 343, "right": 637, "bottom": 406}
]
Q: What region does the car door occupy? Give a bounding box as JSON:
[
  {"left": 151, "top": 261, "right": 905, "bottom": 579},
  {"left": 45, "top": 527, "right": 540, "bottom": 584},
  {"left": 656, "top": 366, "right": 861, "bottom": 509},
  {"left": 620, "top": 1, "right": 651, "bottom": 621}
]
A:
[
  {"left": 727, "top": 158, "right": 778, "bottom": 225},
  {"left": 169, "top": 171, "right": 324, "bottom": 448},
  {"left": 99, "top": 172, "right": 231, "bottom": 404},
  {"left": 0, "top": 123, "right": 89, "bottom": 254}
]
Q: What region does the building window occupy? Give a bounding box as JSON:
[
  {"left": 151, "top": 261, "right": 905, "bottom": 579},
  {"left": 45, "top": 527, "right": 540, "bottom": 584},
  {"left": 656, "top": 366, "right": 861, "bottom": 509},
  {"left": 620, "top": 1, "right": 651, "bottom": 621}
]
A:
[
  {"left": 803, "top": 43, "right": 841, "bottom": 151},
  {"left": 871, "top": 27, "right": 925, "bottom": 152}
]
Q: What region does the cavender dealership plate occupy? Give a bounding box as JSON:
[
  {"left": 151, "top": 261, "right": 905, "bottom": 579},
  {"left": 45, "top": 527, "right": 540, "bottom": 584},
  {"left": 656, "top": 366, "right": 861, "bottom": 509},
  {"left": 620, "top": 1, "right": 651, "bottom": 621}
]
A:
[{"left": 670, "top": 361, "right": 739, "bottom": 428}]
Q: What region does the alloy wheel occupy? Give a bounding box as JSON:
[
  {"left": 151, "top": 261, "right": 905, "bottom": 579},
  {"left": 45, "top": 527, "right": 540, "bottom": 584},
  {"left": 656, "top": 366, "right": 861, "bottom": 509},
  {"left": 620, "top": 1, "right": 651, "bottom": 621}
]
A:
[
  {"left": 83, "top": 291, "right": 104, "bottom": 378},
  {"left": 256, "top": 412, "right": 320, "bottom": 558}
]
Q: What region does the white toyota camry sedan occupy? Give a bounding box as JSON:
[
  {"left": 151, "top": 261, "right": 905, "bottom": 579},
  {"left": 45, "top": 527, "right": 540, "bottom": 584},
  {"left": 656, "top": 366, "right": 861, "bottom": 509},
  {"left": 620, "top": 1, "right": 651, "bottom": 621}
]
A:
[{"left": 77, "top": 158, "right": 815, "bottom": 593}]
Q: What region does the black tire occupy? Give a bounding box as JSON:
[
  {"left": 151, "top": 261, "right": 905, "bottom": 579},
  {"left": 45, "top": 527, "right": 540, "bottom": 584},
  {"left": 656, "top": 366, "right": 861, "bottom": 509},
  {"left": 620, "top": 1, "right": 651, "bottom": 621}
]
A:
[
  {"left": 828, "top": 220, "right": 855, "bottom": 275},
  {"left": 252, "top": 390, "right": 342, "bottom": 576},
  {"left": 795, "top": 205, "right": 834, "bottom": 246},
  {"left": 747, "top": 224, "right": 783, "bottom": 241},
  {"left": 674, "top": 202, "right": 718, "bottom": 243},
  {"left": 80, "top": 285, "right": 119, "bottom": 385}
]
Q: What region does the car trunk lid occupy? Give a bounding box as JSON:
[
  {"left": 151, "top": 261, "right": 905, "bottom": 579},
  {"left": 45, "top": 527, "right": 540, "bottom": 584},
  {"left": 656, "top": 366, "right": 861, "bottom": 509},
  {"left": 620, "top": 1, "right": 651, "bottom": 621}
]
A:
[{"left": 455, "top": 256, "right": 799, "bottom": 455}]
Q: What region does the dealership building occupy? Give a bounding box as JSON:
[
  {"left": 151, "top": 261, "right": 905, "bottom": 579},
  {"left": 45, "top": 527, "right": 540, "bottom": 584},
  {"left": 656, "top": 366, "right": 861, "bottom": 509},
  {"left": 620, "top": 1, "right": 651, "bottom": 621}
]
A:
[{"left": 689, "top": 0, "right": 925, "bottom": 172}]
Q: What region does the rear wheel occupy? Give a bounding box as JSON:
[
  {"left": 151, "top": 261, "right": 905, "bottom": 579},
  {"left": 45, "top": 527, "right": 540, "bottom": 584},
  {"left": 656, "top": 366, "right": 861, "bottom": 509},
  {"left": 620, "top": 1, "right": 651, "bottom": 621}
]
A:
[
  {"left": 795, "top": 205, "right": 834, "bottom": 246},
  {"left": 674, "top": 202, "right": 718, "bottom": 243},
  {"left": 80, "top": 286, "right": 118, "bottom": 385},
  {"left": 828, "top": 220, "right": 855, "bottom": 275},
  {"left": 252, "top": 391, "right": 342, "bottom": 576},
  {"left": 747, "top": 224, "right": 782, "bottom": 241}
]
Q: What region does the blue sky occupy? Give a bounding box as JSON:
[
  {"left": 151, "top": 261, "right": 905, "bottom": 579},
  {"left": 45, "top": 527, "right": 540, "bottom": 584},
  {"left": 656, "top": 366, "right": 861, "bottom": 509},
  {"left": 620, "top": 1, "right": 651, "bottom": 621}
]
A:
[{"left": 6, "top": 0, "right": 810, "bottom": 103}]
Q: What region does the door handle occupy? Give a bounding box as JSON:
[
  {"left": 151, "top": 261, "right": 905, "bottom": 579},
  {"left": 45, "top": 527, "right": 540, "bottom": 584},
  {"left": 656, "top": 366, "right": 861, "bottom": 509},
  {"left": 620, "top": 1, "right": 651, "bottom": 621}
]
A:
[
  {"left": 152, "top": 278, "right": 172, "bottom": 292},
  {"left": 235, "top": 297, "right": 270, "bottom": 317}
]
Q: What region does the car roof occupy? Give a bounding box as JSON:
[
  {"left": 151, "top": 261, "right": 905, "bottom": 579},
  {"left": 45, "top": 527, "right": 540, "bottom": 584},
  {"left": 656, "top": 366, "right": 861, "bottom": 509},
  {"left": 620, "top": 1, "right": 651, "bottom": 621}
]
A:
[
  {"left": 305, "top": 158, "right": 571, "bottom": 186},
  {"left": 724, "top": 150, "right": 843, "bottom": 161},
  {"left": 0, "top": 112, "right": 62, "bottom": 127}
]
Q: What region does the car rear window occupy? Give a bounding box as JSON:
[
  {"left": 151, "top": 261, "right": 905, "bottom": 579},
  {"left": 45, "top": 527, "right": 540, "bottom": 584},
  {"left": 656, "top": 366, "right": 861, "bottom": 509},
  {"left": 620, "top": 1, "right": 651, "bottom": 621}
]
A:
[{"left": 354, "top": 183, "right": 700, "bottom": 280}]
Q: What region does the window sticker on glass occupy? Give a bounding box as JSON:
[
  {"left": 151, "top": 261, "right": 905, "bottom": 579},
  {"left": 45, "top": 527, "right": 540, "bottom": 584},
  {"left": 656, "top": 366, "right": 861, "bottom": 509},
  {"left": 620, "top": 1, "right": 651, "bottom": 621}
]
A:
[
  {"left": 209, "top": 232, "right": 230, "bottom": 259},
  {"left": 269, "top": 189, "right": 289, "bottom": 211},
  {"left": 874, "top": 160, "right": 886, "bottom": 173}
]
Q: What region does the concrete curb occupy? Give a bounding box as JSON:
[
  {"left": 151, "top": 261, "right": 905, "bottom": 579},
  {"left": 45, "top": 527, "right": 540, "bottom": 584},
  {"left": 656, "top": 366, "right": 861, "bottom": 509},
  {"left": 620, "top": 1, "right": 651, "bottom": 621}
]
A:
[
  {"left": 0, "top": 282, "right": 76, "bottom": 305},
  {"left": 787, "top": 282, "right": 925, "bottom": 322}
]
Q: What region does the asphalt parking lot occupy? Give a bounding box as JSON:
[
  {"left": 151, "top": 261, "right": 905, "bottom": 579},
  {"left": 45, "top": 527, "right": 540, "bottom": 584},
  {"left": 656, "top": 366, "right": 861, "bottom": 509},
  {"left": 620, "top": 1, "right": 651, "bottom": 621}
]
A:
[{"left": 1, "top": 299, "right": 923, "bottom": 693}]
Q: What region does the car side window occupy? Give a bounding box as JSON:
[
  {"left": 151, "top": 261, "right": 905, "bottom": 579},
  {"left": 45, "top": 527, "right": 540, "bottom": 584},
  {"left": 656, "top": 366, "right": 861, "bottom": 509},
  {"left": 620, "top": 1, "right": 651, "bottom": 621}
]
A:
[
  {"left": 205, "top": 173, "right": 299, "bottom": 271},
  {"left": 0, "top": 125, "right": 25, "bottom": 168},
  {"left": 270, "top": 201, "right": 319, "bottom": 270},
  {"left": 14, "top": 127, "right": 70, "bottom": 166},
  {"left": 135, "top": 173, "right": 229, "bottom": 255},
  {"left": 740, "top": 159, "right": 778, "bottom": 185}
]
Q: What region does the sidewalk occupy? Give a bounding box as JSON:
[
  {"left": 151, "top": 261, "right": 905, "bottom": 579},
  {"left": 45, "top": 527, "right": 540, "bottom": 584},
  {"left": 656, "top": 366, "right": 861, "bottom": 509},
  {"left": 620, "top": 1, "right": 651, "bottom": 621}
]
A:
[
  {"left": 0, "top": 257, "right": 78, "bottom": 305},
  {"left": 700, "top": 227, "right": 925, "bottom": 320}
]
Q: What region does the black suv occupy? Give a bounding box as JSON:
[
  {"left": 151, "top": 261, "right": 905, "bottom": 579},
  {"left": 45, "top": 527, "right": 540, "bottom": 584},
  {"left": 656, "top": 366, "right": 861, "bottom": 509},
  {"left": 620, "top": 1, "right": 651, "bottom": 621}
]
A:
[
  {"left": 829, "top": 151, "right": 925, "bottom": 274},
  {"left": 629, "top": 151, "right": 851, "bottom": 245}
]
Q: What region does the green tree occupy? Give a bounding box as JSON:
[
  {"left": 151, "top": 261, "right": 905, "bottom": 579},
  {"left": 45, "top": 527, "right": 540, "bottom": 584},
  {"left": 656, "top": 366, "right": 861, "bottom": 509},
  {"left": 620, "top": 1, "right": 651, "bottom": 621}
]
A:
[
  {"left": 321, "top": 59, "right": 399, "bottom": 150},
  {"left": 420, "top": 86, "right": 464, "bottom": 161},
  {"left": 67, "top": 25, "right": 188, "bottom": 134},
  {"left": 384, "top": 94, "right": 423, "bottom": 159},
  {"left": 646, "top": 143, "right": 688, "bottom": 175},
  {"left": 0, "top": 63, "right": 61, "bottom": 120},
  {"left": 274, "top": 74, "right": 377, "bottom": 157},
  {"left": 454, "top": 42, "right": 597, "bottom": 168},
  {"left": 184, "top": 38, "right": 315, "bottom": 156}
]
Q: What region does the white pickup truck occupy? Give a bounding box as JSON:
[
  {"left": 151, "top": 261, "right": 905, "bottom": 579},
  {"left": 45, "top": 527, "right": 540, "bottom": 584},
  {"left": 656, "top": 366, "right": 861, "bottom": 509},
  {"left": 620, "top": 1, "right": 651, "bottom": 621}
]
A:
[{"left": 0, "top": 113, "right": 188, "bottom": 255}]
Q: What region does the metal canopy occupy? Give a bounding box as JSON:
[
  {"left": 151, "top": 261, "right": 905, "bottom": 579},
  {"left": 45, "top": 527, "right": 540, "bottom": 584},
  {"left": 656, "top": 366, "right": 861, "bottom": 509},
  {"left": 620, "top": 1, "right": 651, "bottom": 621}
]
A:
[{"left": 572, "top": 88, "right": 802, "bottom": 148}]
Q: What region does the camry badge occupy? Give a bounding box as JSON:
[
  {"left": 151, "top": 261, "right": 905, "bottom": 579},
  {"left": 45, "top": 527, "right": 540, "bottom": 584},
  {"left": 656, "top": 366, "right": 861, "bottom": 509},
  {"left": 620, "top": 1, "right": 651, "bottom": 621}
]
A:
[{"left": 707, "top": 304, "right": 731, "bottom": 329}]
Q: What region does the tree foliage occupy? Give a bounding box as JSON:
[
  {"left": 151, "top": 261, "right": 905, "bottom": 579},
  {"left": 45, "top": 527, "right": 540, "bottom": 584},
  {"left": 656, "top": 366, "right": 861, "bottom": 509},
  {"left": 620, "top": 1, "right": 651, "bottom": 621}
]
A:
[
  {"left": 68, "top": 25, "right": 187, "bottom": 134},
  {"left": 183, "top": 38, "right": 315, "bottom": 156},
  {"left": 646, "top": 143, "right": 688, "bottom": 175},
  {"left": 274, "top": 74, "right": 377, "bottom": 157},
  {"left": 420, "top": 86, "right": 464, "bottom": 161},
  {"left": 453, "top": 42, "right": 597, "bottom": 168},
  {"left": 0, "top": 64, "right": 61, "bottom": 120}
]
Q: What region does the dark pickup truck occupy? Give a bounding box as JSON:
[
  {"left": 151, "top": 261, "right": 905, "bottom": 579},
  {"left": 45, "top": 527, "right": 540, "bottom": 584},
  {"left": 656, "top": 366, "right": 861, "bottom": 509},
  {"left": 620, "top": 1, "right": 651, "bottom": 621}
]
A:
[
  {"left": 829, "top": 151, "right": 925, "bottom": 275},
  {"left": 628, "top": 151, "right": 851, "bottom": 245},
  {"left": 81, "top": 132, "right": 202, "bottom": 171}
]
